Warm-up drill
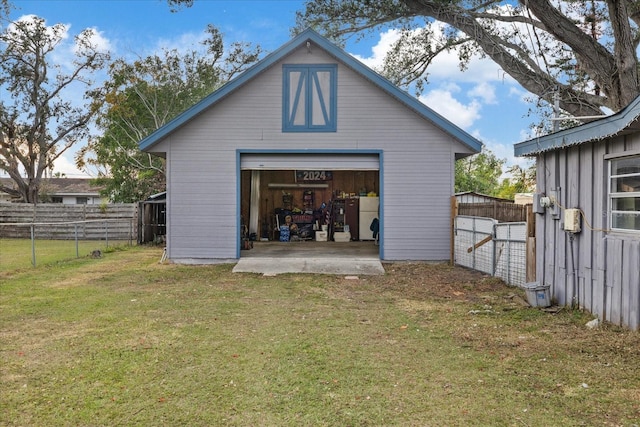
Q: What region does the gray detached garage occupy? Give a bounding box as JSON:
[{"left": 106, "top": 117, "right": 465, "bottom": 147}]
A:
[{"left": 139, "top": 29, "right": 482, "bottom": 264}]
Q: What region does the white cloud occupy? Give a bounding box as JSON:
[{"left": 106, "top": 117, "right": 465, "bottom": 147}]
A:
[
  {"left": 12, "top": 14, "right": 70, "bottom": 41},
  {"left": 52, "top": 155, "right": 90, "bottom": 178},
  {"left": 468, "top": 82, "right": 497, "bottom": 104},
  {"left": 352, "top": 28, "right": 400, "bottom": 70},
  {"left": 492, "top": 141, "right": 531, "bottom": 169},
  {"left": 78, "top": 27, "right": 112, "bottom": 54},
  {"left": 353, "top": 25, "right": 512, "bottom": 85},
  {"left": 509, "top": 86, "right": 529, "bottom": 103},
  {"left": 154, "top": 31, "right": 205, "bottom": 53},
  {"left": 419, "top": 89, "right": 482, "bottom": 129}
]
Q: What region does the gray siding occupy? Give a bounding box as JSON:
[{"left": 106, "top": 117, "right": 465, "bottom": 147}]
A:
[
  {"left": 156, "top": 44, "right": 473, "bottom": 263},
  {"left": 536, "top": 133, "right": 640, "bottom": 330}
]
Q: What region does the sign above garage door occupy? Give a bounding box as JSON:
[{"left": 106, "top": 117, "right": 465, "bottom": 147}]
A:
[{"left": 240, "top": 152, "right": 380, "bottom": 171}]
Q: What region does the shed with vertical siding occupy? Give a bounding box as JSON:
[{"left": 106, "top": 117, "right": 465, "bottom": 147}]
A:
[
  {"left": 514, "top": 96, "right": 640, "bottom": 330},
  {"left": 139, "top": 29, "right": 482, "bottom": 264}
]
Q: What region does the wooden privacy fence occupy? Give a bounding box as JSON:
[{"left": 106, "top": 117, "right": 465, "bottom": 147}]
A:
[
  {"left": 458, "top": 201, "right": 529, "bottom": 223},
  {"left": 0, "top": 203, "right": 137, "bottom": 240}
]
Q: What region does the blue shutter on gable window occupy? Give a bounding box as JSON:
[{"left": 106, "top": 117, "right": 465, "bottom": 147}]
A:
[{"left": 283, "top": 64, "right": 336, "bottom": 132}]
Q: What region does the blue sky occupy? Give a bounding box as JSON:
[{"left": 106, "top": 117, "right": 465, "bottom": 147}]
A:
[{"left": 7, "top": 0, "right": 535, "bottom": 177}]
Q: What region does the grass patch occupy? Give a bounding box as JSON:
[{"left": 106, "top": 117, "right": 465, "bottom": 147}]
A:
[
  {"left": 1, "top": 247, "right": 639, "bottom": 426},
  {"left": 0, "top": 238, "right": 133, "bottom": 271}
]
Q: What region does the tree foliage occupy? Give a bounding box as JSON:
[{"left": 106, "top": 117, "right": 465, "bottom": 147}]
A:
[
  {"left": 456, "top": 149, "right": 536, "bottom": 198},
  {"left": 0, "top": 16, "right": 108, "bottom": 203},
  {"left": 296, "top": 0, "right": 640, "bottom": 121},
  {"left": 495, "top": 163, "right": 536, "bottom": 199},
  {"left": 0, "top": 0, "right": 11, "bottom": 22},
  {"left": 166, "top": 0, "right": 193, "bottom": 12},
  {"left": 78, "top": 25, "right": 262, "bottom": 203},
  {"left": 455, "top": 149, "right": 505, "bottom": 195}
]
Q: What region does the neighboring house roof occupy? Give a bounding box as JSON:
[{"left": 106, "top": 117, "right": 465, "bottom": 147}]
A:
[
  {"left": 454, "top": 191, "right": 513, "bottom": 203},
  {"left": 139, "top": 28, "right": 482, "bottom": 154},
  {"left": 514, "top": 95, "right": 640, "bottom": 157},
  {"left": 41, "top": 178, "right": 102, "bottom": 196},
  {"left": 0, "top": 177, "right": 102, "bottom": 197}
]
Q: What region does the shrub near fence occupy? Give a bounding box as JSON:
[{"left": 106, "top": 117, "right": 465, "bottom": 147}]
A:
[{"left": 0, "top": 203, "right": 137, "bottom": 240}]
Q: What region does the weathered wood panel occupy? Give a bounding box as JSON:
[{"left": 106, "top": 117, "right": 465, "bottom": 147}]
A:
[
  {"left": 591, "top": 140, "right": 607, "bottom": 320},
  {"left": 535, "top": 132, "right": 640, "bottom": 330},
  {"left": 0, "top": 203, "right": 137, "bottom": 240},
  {"left": 457, "top": 202, "right": 529, "bottom": 222},
  {"left": 606, "top": 237, "right": 623, "bottom": 325},
  {"left": 621, "top": 240, "right": 640, "bottom": 330},
  {"left": 578, "top": 144, "right": 594, "bottom": 310}
]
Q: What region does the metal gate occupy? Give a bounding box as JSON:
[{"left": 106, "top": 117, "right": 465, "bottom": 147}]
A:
[{"left": 453, "top": 215, "right": 527, "bottom": 287}]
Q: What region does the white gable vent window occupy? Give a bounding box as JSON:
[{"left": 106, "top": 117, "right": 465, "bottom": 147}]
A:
[
  {"left": 283, "top": 64, "right": 336, "bottom": 132},
  {"left": 609, "top": 155, "right": 640, "bottom": 231}
]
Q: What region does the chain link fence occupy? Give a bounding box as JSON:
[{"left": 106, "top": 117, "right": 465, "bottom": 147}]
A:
[
  {"left": 0, "top": 203, "right": 138, "bottom": 269},
  {"left": 0, "top": 218, "right": 135, "bottom": 269}
]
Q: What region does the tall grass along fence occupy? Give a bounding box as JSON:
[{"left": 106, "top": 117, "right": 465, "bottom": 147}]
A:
[
  {"left": 0, "top": 203, "right": 137, "bottom": 267},
  {"left": 453, "top": 215, "right": 529, "bottom": 287}
]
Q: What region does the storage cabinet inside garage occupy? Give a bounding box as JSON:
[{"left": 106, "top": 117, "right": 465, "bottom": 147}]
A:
[
  {"left": 240, "top": 170, "right": 378, "bottom": 242},
  {"left": 330, "top": 198, "right": 359, "bottom": 240}
]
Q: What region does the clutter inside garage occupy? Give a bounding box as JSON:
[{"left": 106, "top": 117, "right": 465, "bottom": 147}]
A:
[{"left": 241, "top": 170, "right": 379, "bottom": 245}]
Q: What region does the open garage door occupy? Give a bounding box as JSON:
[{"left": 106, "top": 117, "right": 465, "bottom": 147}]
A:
[
  {"left": 240, "top": 152, "right": 380, "bottom": 171},
  {"left": 239, "top": 152, "right": 381, "bottom": 254}
]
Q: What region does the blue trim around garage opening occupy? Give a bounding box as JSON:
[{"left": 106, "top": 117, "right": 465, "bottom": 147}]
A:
[{"left": 236, "top": 149, "right": 384, "bottom": 259}]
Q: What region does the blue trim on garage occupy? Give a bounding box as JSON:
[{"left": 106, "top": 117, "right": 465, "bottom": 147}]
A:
[
  {"left": 236, "top": 148, "right": 384, "bottom": 260},
  {"left": 140, "top": 29, "right": 481, "bottom": 155}
]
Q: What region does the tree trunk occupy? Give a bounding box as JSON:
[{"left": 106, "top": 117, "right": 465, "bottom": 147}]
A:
[{"left": 607, "top": 0, "right": 639, "bottom": 109}]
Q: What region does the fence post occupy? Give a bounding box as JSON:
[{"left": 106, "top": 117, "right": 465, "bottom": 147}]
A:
[
  {"left": 491, "top": 222, "right": 496, "bottom": 276},
  {"left": 450, "top": 196, "right": 458, "bottom": 265},
  {"left": 526, "top": 205, "right": 536, "bottom": 282},
  {"left": 30, "top": 224, "right": 36, "bottom": 267},
  {"left": 75, "top": 224, "right": 79, "bottom": 258},
  {"left": 471, "top": 218, "right": 476, "bottom": 270},
  {"left": 104, "top": 221, "right": 109, "bottom": 248},
  {"left": 506, "top": 224, "right": 512, "bottom": 284}
]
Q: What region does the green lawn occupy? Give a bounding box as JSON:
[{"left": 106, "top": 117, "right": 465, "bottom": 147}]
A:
[
  {"left": 0, "top": 238, "right": 133, "bottom": 270},
  {"left": 1, "top": 246, "right": 639, "bottom": 426}
]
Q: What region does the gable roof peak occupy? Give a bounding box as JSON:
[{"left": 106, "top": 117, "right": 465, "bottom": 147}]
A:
[{"left": 139, "top": 28, "right": 482, "bottom": 154}]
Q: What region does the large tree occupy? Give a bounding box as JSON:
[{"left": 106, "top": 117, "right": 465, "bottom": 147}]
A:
[
  {"left": 77, "top": 25, "right": 261, "bottom": 203},
  {"left": 295, "top": 0, "right": 640, "bottom": 120},
  {"left": 0, "top": 16, "right": 108, "bottom": 203}
]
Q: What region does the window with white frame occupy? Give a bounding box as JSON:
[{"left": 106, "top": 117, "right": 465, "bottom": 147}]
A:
[
  {"left": 609, "top": 155, "right": 640, "bottom": 231},
  {"left": 282, "top": 64, "right": 336, "bottom": 132}
]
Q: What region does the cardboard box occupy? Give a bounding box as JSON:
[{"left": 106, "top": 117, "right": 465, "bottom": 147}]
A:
[
  {"left": 315, "top": 231, "right": 328, "bottom": 241},
  {"left": 334, "top": 231, "right": 351, "bottom": 242}
]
